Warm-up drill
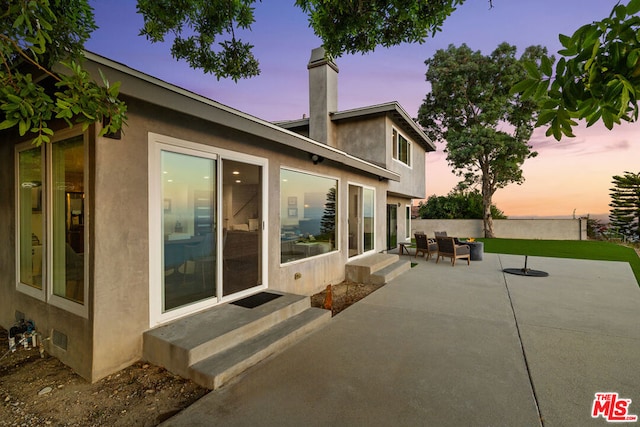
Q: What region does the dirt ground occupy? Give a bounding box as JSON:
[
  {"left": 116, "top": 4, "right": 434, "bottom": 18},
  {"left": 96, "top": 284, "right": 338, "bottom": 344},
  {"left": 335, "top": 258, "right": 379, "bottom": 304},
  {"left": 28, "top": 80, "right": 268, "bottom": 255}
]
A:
[{"left": 0, "top": 281, "right": 380, "bottom": 426}]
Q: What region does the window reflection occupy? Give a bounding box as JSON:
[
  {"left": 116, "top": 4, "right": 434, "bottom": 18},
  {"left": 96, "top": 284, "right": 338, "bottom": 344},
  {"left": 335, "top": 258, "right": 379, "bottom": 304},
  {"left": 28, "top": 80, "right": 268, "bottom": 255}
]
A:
[
  {"left": 52, "top": 136, "right": 85, "bottom": 303},
  {"left": 162, "top": 151, "right": 216, "bottom": 311},
  {"left": 18, "top": 147, "right": 43, "bottom": 289},
  {"left": 280, "top": 169, "right": 337, "bottom": 263}
]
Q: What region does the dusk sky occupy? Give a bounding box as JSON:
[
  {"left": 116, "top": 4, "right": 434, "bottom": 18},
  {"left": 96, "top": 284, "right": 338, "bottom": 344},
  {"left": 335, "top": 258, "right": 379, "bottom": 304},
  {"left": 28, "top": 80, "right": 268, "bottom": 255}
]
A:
[{"left": 85, "top": 0, "right": 640, "bottom": 219}]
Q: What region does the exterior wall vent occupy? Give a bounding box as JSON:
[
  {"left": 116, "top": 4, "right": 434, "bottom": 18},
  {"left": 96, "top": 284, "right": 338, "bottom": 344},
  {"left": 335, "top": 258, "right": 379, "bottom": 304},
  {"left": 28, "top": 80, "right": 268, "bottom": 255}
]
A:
[{"left": 52, "top": 330, "right": 68, "bottom": 351}]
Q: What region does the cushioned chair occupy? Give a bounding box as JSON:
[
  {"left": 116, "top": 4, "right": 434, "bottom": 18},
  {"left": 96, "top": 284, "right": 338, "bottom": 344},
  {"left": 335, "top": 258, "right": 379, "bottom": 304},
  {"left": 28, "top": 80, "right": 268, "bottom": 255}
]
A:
[
  {"left": 415, "top": 233, "right": 438, "bottom": 261},
  {"left": 435, "top": 236, "right": 470, "bottom": 266},
  {"left": 434, "top": 231, "right": 461, "bottom": 245}
]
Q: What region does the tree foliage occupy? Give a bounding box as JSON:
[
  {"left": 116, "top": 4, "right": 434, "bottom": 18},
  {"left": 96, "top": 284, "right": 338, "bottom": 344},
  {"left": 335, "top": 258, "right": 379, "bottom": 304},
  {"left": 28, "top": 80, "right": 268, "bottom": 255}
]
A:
[
  {"left": 513, "top": 0, "right": 640, "bottom": 140},
  {"left": 418, "top": 190, "right": 506, "bottom": 220},
  {"left": 2, "top": 0, "right": 483, "bottom": 145},
  {"left": 418, "top": 43, "right": 543, "bottom": 237},
  {"left": 1, "top": 0, "right": 127, "bottom": 145},
  {"left": 137, "top": 0, "right": 261, "bottom": 81},
  {"left": 609, "top": 171, "right": 640, "bottom": 241},
  {"left": 320, "top": 186, "right": 336, "bottom": 237},
  {"left": 295, "top": 0, "right": 466, "bottom": 58}
]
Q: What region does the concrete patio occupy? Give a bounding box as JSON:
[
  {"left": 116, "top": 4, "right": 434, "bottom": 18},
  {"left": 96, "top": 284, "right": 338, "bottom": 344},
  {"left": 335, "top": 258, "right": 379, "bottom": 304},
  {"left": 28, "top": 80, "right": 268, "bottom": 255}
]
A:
[{"left": 162, "top": 253, "right": 640, "bottom": 426}]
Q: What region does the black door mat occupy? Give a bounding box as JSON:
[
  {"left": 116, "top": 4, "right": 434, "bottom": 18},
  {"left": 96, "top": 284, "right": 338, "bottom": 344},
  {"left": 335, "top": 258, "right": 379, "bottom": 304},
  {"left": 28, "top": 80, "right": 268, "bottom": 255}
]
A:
[{"left": 230, "top": 292, "right": 282, "bottom": 309}]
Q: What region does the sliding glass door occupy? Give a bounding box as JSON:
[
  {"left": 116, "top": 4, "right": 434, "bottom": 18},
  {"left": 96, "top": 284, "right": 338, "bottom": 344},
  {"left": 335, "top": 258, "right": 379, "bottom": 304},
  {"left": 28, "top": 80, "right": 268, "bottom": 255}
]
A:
[
  {"left": 348, "top": 184, "right": 375, "bottom": 257},
  {"left": 161, "top": 151, "right": 216, "bottom": 311},
  {"left": 151, "top": 134, "right": 267, "bottom": 324},
  {"left": 221, "top": 159, "right": 262, "bottom": 296}
]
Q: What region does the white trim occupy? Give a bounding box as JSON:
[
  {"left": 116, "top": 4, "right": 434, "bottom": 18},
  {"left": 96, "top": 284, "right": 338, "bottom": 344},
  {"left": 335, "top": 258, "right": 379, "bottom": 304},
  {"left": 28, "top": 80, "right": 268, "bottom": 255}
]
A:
[
  {"left": 148, "top": 133, "right": 269, "bottom": 327},
  {"left": 15, "top": 141, "right": 46, "bottom": 301},
  {"left": 46, "top": 127, "right": 89, "bottom": 318},
  {"left": 15, "top": 127, "right": 89, "bottom": 318},
  {"left": 392, "top": 126, "right": 413, "bottom": 169},
  {"left": 347, "top": 180, "right": 377, "bottom": 258},
  {"left": 405, "top": 204, "right": 412, "bottom": 241}
]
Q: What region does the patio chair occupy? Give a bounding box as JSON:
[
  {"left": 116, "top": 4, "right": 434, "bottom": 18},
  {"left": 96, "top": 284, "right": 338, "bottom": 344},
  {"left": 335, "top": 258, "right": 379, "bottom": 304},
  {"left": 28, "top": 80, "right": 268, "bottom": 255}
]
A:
[
  {"left": 415, "top": 233, "right": 438, "bottom": 261},
  {"left": 434, "top": 231, "right": 461, "bottom": 244},
  {"left": 435, "top": 236, "right": 470, "bottom": 266}
]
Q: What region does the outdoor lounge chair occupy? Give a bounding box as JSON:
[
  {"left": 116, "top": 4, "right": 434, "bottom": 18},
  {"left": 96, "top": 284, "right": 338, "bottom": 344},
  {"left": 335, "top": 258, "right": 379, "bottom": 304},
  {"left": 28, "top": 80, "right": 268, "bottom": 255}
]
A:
[
  {"left": 434, "top": 231, "right": 461, "bottom": 244},
  {"left": 415, "top": 233, "right": 438, "bottom": 261},
  {"left": 435, "top": 236, "right": 471, "bottom": 266}
]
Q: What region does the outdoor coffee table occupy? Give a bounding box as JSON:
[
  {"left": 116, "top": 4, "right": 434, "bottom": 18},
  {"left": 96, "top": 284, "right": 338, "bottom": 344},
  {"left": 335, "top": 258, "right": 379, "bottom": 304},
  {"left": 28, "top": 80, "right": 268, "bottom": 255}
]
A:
[{"left": 398, "top": 242, "right": 414, "bottom": 256}]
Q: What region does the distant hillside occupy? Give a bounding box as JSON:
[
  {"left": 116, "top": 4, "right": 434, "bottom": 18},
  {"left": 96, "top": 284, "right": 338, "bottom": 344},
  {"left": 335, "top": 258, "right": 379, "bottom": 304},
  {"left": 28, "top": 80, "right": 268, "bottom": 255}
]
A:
[{"left": 509, "top": 213, "right": 610, "bottom": 223}]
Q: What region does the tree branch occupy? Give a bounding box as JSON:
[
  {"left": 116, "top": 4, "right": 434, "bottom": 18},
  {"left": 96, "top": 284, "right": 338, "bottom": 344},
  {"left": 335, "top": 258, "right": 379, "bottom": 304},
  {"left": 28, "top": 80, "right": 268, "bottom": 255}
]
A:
[{"left": 0, "top": 34, "right": 61, "bottom": 83}]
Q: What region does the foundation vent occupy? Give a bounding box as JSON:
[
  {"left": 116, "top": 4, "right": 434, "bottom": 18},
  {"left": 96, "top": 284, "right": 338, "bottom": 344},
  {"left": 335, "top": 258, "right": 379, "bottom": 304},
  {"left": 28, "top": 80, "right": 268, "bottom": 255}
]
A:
[{"left": 52, "top": 330, "right": 68, "bottom": 350}]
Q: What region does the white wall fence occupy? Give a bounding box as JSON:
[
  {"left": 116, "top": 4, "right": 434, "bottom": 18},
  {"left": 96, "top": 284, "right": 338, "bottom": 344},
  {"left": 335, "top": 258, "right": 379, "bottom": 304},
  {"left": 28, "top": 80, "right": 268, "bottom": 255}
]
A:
[{"left": 411, "top": 218, "right": 588, "bottom": 241}]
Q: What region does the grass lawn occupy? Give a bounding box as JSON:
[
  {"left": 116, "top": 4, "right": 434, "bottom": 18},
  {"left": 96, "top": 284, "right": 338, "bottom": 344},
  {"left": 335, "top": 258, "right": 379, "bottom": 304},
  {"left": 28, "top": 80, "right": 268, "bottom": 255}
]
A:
[{"left": 476, "top": 238, "right": 640, "bottom": 286}]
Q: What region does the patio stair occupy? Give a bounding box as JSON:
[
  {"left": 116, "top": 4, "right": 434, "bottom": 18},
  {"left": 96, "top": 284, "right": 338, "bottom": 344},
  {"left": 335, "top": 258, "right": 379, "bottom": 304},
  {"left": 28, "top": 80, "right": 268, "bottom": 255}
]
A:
[
  {"left": 345, "top": 253, "right": 411, "bottom": 285},
  {"left": 142, "top": 292, "right": 330, "bottom": 390}
]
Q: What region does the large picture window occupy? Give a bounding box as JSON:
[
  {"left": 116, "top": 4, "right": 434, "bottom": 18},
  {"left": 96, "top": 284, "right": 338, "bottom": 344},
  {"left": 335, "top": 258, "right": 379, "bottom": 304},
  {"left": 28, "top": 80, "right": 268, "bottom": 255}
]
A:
[
  {"left": 16, "top": 130, "right": 87, "bottom": 313},
  {"left": 280, "top": 169, "right": 337, "bottom": 263}
]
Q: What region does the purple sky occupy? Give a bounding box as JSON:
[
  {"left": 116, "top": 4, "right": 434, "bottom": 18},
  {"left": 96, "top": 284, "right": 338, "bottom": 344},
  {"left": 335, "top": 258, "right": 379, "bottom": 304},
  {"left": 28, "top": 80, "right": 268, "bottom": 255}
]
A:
[{"left": 85, "top": 0, "right": 639, "bottom": 218}]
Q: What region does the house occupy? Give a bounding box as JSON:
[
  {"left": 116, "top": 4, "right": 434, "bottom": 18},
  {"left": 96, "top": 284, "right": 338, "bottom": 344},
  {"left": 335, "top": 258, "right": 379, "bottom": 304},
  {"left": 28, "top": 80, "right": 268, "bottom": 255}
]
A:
[{"left": 0, "top": 47, "right": 435, "bottom": 383}]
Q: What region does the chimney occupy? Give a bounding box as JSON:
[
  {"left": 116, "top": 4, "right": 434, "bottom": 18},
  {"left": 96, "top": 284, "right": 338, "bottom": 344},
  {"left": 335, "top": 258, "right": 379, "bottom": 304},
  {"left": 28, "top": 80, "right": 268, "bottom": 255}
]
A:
[{"left": 307, "top": 47, "right": 338, "bottom": 147}]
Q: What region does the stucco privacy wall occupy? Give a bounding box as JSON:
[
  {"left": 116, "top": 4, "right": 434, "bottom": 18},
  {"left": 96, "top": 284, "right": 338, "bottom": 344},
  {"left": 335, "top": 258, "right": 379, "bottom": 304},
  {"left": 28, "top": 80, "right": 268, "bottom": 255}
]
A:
[{"left": 412, "top": 218, "right": 587, "bottom": 240}]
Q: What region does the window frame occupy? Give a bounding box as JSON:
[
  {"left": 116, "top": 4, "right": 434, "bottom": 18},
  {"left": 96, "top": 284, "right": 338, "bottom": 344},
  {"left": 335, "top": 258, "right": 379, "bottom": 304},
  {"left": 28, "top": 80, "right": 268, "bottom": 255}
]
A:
[
  {"left": 15, "top": 127, "right": 89, "bottom": 318},
  {"left": 148, "top": 132, "right": 269, "bottom": 327},
  {"left": 405, "top": 204, "right": 412, "bottom": 241},
  {"left": 392, "top": 127, "right": 412, "bottom": 168},
  {"left": 279, "top": 167, "right": 340, "bottom": 265}
]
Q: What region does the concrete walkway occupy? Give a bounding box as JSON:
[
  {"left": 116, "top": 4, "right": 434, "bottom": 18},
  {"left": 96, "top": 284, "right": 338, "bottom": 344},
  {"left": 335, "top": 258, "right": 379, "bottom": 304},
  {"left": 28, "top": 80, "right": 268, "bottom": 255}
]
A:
[{"left": 162, "top": 253, "right": 640, "bottom": 427}]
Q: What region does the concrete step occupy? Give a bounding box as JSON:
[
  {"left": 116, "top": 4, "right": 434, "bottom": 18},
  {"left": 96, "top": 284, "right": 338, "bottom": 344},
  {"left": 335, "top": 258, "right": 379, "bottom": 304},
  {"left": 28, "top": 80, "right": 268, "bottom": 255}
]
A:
[
  {"left": 189, "top": 307, "right": 331, "bottom": 390},
  {"left": 345, "top": 253, "right": 400, "bottom": 284},
  {"left": 370, "top": 259, "right": 412, "bottom": 285},
  {"left": 143, "top": 292, "right": 310, "bottom": 378}
]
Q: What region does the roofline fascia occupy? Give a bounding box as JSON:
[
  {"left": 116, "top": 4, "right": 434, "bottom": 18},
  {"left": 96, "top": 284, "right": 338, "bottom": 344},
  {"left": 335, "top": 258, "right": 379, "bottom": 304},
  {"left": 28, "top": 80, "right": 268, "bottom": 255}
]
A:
[
  {"left": 76, "top": 51, "right": 400, "bottom": 182},
  {"left": 331, "top": 102, "right": 436, "bottom": 151}
]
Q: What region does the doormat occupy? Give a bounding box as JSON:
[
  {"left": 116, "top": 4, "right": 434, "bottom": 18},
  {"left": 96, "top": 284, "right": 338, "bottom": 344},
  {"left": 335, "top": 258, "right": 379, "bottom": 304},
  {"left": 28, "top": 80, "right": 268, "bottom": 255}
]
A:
[{"left": 231, "top": 292, "right": 282, "bottom": 309}]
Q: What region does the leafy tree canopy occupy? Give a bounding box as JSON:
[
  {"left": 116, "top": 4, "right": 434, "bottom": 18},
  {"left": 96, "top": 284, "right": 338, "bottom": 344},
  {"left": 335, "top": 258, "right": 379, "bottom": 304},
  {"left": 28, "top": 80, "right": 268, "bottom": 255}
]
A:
[
  {"left": 296, "top": 0, "right": 466, "bottom": 58},
  {"left": 513, "top": 0, "right": 640, "bottom": 140},
  {"left": 418, "top": 43, "right": 544, "bottom": 237},
  {"left": 2, "top": 0, "right": 477, "bottom": 145},
  {"left": 418, "top": 190, "right": 506, "bottom": 220},
  {"left": 1, "top": 0, "right": 127, "bottom": 145}
]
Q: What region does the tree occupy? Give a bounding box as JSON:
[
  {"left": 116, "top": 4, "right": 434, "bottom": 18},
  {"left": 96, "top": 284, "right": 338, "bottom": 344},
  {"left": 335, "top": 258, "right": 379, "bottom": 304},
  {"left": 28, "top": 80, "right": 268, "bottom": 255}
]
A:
[
  {"left": 513, "top": 0, "right": 640, "bottom": 140},
  {"left": 295, "top": 0, "right": 467, "bottom": 58},
  {"left": 320, "top": 187, "right": 336, "bottom": 239},
  {"left": 609, "top": 172, "right": 640, "bottom": 241},
  {"left": 2, "top": 0, "right": 480, "bottom": 145},
  {"left": 418, "top": 190, "right": 506, "bottom": 220},
  {"left": 418, "top": 43, "right": 544, "bottom": 238},
  {"left": 1, "top": 0, "right": 127, "bottom": 145}
]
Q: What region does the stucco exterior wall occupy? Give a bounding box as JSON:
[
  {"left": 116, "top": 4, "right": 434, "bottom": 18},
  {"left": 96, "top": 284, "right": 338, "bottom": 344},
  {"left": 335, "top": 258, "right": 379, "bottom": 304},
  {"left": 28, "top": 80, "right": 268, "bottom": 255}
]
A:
[
  {"left": 386, "top": 117, "right": 427, "bottom": 200},
  {"left": 334, "top": 116, "right": 385, "bottom": 167},
  {"left": 0, "top": 129, "right": 95, "bottom": 380},
  {"left": 1, "top": 93, "right": 424, "bottom": 382},
  {"left": 91, "top": 104, "right": 151, "bottom": 380},
  {"left": 335, "top": 116, "right": 427, "bottom": 200},
  {"left": 412, "top": 218, "right": 587, "bottom": 240}
]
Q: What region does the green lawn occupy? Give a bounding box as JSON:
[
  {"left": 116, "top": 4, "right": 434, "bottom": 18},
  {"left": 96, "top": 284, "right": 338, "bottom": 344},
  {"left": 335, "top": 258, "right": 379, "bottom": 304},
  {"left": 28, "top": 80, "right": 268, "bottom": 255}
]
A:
[{"left": 476, "top": 238, "right": 640, "bottom": 286}]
